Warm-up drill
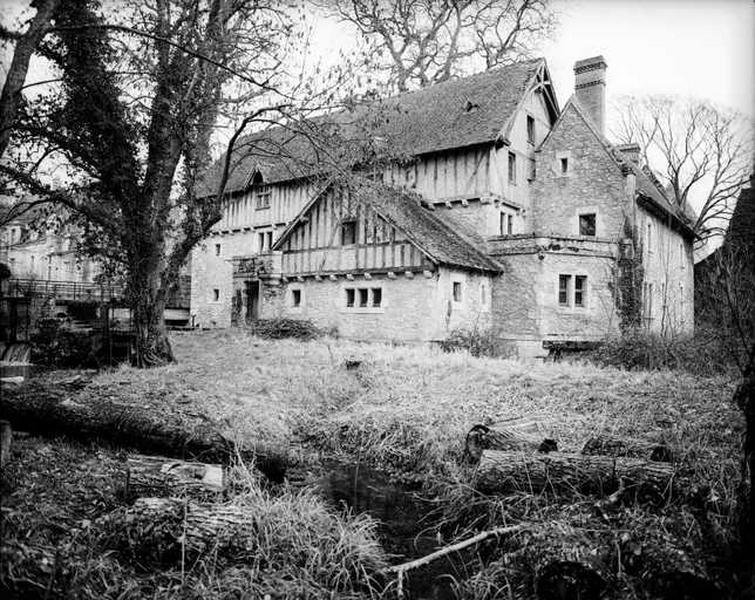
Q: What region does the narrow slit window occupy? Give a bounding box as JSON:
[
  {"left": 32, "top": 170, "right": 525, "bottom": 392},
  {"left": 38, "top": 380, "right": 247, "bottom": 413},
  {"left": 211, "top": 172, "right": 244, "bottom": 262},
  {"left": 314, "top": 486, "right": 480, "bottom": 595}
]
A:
[
  {"left": 452, "top": 281, "right": 462, "bottom": 302},
  {"left": 345, "top": 288, "right": 355, "bottom": 307},
  {"left": 372, "top": 288, "right": 382, "bottom": 307},
  {"left": 574, "top": 276, "right": 587, "bottom": 307},
  {"left": 560, "top": 157, "right": 569, "bottom": 175},
  {"left": 215, "top": 243, "right": 221, "bottom": 256},
  {"left": 528, "top": 158, "right": 536, "bottom": 181},
  {"left": 527, "top": 115, "right": 535, "bottom": 144},
  {"left": 212, "top": 289, "right": 220, "bottom": 302},
  {"left": 358, "top": 288, "right": 369, "bottom": 307},
  {"left": 508, "top": 152, "right": 517, "bottom": 184},
  {"left": 558, "top": 275, "right": 571, "bottom": 306},
  {"left": 292, "top": 289, "right": 301, "bottom": 307}
]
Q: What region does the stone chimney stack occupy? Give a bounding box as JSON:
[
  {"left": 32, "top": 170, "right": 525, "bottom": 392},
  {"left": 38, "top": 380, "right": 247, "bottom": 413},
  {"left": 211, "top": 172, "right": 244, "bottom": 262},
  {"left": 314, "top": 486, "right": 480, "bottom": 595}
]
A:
[
  {"left": 616, "top": 143, "right": 641, "bottom": 165},
  {"left": 574, "top": 56, "right": 607, "bottom": 134}
]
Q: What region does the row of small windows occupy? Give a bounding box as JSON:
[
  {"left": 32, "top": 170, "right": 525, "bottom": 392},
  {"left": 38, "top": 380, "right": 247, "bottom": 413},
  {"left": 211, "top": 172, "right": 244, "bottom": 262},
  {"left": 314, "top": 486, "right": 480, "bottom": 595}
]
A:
[
  {"left": 345, "top": 287, "right": 382, "bottom": 308},
  {"left": 214, "top": 231, "right": 275, "bottom": 257}
]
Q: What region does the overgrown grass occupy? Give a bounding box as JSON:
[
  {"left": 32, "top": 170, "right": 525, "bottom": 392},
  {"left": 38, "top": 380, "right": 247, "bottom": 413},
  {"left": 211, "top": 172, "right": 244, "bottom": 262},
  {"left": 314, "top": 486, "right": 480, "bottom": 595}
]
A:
[{"left": 7, "top": 329, "right": 746, "bottom": 597}]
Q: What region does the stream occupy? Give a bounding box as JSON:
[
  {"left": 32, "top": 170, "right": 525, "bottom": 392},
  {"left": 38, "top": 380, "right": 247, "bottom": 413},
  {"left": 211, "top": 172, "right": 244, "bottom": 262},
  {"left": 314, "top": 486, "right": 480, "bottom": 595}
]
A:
[{"left": 317, "top": 461, "right": 470, "bottom": 600}]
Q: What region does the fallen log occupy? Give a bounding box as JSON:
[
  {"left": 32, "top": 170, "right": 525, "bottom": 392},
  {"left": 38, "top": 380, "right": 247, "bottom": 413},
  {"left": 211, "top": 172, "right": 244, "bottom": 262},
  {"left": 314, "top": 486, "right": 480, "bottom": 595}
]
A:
[
  {"left": 0, "top": 381, "right": 287, "bottom": 482},
  {"left": 125, "top": 455, "right": 226, "bottom": 500},
  {"left": 581, "top": 434, "right": 674, "bottom": 462},
  {"left": 0, "top": 420, "right": 11, "bottom": 467},
  {"left": 464, "top": 424, "right": 557, "bottom": 463},
  {"left": 618, "top": 520, "right": 717, "bottom": 600},
  {"left": 475, "top": 450, "right": 688, "bottom": 504}
]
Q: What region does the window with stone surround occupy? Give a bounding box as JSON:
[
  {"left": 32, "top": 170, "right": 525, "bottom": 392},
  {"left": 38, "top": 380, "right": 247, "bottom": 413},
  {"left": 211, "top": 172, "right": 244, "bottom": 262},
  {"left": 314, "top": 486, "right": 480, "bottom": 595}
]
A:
[
  {"left": 452, "top": 281, "right": 463, "bottom": 303},
  {"left": 291, "top": 289, "right": 302, "bottom": 308},
  {"left": 579, "top": 213, "right": 596, "bottom": 236},
  {"left": 558, "top": 274, "right": 587, "bottom": 308},
  {"left": 499, "top": 211, "right": 514, "bottom": 236},
  {"left": 344, "top": 287, "right": 383, "bottom": 310},
  {"left": 212, "top": 288, "right": 220, "bottom": 302},
  {"left": 508, "top": 152, "right": 517, "bottom": 184}
]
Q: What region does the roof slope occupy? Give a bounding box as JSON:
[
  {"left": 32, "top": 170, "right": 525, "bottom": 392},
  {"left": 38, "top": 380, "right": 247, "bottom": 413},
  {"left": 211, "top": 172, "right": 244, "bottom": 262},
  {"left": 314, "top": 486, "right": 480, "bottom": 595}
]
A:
[
  {"left": 275, "top": 180, "right": 501, "bottom": 273},
  {"left": 205, "top": 59, "right": 546, "bottom": 194}
]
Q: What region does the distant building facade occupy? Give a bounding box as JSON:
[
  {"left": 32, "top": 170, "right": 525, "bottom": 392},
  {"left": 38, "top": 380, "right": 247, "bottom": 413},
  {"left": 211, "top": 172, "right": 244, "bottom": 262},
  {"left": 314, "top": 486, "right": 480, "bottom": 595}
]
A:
[{"left": 191, "top": 56, "right": 695, "bottom": 357}]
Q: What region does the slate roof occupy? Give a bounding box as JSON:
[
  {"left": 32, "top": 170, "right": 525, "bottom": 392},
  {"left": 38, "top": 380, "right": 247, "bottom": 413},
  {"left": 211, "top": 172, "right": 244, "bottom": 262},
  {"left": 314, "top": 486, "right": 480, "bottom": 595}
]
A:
[
  {"left": 274, "top": 179, "right": 501, "bottom": 273},
  {"left": 203, "top": 59, "right": 546, "bottom": 195}
]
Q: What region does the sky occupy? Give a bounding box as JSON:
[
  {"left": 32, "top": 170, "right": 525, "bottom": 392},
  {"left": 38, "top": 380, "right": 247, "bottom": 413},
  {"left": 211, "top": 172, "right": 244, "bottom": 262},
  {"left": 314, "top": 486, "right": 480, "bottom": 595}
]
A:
[{"left": 541, "top": 0, "right": 754, "bottom": 121}]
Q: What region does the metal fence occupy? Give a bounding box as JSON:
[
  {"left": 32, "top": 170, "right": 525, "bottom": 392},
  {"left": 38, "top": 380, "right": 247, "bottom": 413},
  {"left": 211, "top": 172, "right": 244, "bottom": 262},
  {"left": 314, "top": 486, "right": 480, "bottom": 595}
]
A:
[{"left": 4, "top": 278, "right": 125, "bottom": 303}]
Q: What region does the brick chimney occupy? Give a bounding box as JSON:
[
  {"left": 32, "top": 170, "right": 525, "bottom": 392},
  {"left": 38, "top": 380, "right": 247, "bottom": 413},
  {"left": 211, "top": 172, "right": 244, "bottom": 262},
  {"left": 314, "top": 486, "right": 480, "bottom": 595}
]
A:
[
  {"left": 574, "top": 56, "right": 607, "bottom": 134},
  {"left": 616, "top": 143, "right": 641, "bottom": 165}
]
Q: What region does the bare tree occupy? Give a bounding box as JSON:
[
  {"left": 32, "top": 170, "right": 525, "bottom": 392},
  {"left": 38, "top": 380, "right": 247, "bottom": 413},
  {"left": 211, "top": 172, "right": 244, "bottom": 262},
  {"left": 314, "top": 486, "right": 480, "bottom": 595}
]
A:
[
  {"left": 1, "top": 0, "right": 342, "bottom": 366},
  {"left": 612, "top": 96, "right": 753, "bottom": 242},
  {"left": 325, "top": 0, "right": 556, "bottom": 93}
]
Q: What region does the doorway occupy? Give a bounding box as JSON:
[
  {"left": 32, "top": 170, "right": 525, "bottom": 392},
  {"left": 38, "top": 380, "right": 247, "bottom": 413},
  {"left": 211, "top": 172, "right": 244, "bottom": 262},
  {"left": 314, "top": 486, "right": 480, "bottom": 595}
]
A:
[{"left": 245, "top": 280, "right": 260, "bottom": 322}]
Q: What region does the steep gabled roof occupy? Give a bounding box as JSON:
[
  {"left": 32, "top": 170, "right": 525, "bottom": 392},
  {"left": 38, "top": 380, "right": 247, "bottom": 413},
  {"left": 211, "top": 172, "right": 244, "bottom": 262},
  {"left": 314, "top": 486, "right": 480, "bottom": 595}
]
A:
[
  {"left": 273, "top": 180, "right": 501, "bottom": 273},
  {"left": 547, "top": 98, "right": 696, "bottom": 238},
  {"left": 203, "top": 59, "right": 554, "bottom": 195}
]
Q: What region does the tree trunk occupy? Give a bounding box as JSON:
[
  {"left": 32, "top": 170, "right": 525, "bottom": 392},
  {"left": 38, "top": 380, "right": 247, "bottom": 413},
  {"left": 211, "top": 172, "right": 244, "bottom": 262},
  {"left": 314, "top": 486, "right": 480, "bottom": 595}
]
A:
[
  {"left": 124, "top": 454, "right": 226, "bottom": 500},
  {"left": 0, "top": 381, "right": 288, "bottom": 482},
  {"left": 132, "top": 289, "right": 173, "bottom": 367},
  {"left": 464, "top": 424, "right": 557, "bottom": 463},
  {"left": 0, "top": 419, "right": 11, "bottom": 467},
  {"left": 735, "top": 374, "right": 755, "bottom": 552},
  {"left": 581, "top": 434, "right": 673, "bottom": 462},
  {"left": 475, "top": 450, "right": 687, "bottom": 504},
  {"left": 0, "top": 0, "right": 59, "bottom": 158}
]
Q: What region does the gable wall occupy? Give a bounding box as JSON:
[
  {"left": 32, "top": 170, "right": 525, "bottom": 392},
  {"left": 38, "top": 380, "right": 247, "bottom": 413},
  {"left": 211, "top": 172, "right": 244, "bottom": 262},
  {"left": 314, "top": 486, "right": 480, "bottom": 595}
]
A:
[
  {"left": 280, "top": 187, "right": 433, "bottom": 275},
  {"left": 531, "top": 104, "right": 629, "bottom": 240}
]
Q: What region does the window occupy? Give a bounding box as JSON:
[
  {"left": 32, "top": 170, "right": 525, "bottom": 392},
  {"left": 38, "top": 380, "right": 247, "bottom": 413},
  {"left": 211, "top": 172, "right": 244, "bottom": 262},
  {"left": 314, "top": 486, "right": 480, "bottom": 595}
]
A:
[
  {"left": 499, "top": 212, "right": 514, "bottom": 236},
  {"left": 528, "top": 158, "right": 536, "bottom": 181},
  {"left": 215, "top": 243, "right": 221, "bottom": 256},
  {"left": 358, "top": 288, "right": 369, "bottom": 307},
  {"left": 212, "top": 288, "right": 220, "bottom": 302},
  {"left": 480, "top": 283, "right": 487, "bottom": 304},
  {"left": 526, "top": 115, "right": 535, "bottom": 144},
  {"left": 679, "top": 242, "right": 685, "bottom": 269},
  {"left": 258, "top": 232, "right": 266, "bottom": 252},
  {"left": 255, "top": 185, "right": 271, "bottom": 209},
  {"left": 341, "top": 220, "right": 356, "bottom": 245},
  {"left": 267, "top": 231, "right": 274, "bottom": 250},
  {"left": 558, "top": 274, "right": 570, "bottom": 306},
  {"left": 579, "top": 213, "right": 596, "bottom": 236},
  {"left": 344, "top": 287, "right": 383, "bottom": 310},
  {"left": 560, "top": 157, "right": 569, "bottom": 176},
  {"left": 508, "top": 152, "right": 517, "bottom": 184},
  {"left": 292, "top": 289, "right": 302, "bottom": 307},
  {"left": 574, "top": 276, "right": 587, "bottom": 307},
  {"left": 452, "top": 281, "right": 462, "bottom": 303},
  {"left": 646, "top": 222, "right": 653, "bottom": 254}
]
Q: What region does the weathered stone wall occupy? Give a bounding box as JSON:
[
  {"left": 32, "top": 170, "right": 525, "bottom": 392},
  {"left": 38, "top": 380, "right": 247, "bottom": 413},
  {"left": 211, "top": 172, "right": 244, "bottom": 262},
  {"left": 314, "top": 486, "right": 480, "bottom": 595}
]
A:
[
  {"left": 531, "top": 102, "right": 629, "bottom": 241},
  {"left": 276, "top": 267, "right": 492, "bottom": 342}
]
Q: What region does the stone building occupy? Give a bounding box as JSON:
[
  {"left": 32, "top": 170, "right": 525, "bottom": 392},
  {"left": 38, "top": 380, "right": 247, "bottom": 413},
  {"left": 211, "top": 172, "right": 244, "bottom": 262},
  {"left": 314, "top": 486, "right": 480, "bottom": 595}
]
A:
[{"left": 190, "top": 55, "right": 695, "bottom": 357}]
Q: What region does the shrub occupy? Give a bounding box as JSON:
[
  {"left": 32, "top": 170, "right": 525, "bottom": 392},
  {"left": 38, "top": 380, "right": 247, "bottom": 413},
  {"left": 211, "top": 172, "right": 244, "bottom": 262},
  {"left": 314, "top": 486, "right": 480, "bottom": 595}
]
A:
[
  {"left": 247, "top": 318, "right": 322, "bottom": 340},
  {"left": 590, "top": 328, "right": 740, "bottom": 376},
  {"left": 439, "top": 327, "right": 514, "bottom": 359}
]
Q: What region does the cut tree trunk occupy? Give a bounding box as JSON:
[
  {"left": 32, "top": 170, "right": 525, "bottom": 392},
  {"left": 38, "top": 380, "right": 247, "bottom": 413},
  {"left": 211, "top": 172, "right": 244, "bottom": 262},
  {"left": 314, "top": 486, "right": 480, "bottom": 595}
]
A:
[
  {"left": 464, "top": 424, "right": 557, "bottom": 463},
  {"left": 0, "top": 420, "right": 11, "bottom": 467},
  {"left": 581, "top": 434, "right": 674, "bottom": 462},
  {"left": 125, "top": 454, "right": 226, "bottom": 500},
  {"left": 132, "top": 288, "right": 173, "bottom": 367},
  {"left": 475, "top": 450, "right": 687, "bottom": 504},
  {"left": 0, "top": 381, "right": 287, "bottom": 482}
]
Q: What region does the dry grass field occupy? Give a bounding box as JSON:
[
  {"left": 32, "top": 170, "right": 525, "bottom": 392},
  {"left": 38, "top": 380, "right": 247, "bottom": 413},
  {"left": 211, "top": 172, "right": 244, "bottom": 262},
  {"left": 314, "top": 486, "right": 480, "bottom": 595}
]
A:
[{"left": 1, "top": 329, "right": 746, "bottom": 599}]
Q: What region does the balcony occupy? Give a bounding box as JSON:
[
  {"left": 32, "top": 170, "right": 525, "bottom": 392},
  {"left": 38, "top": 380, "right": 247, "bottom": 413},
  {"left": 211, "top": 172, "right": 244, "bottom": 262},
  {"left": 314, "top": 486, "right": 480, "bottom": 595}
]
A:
[{"left": 231, "top": 252, "right": 281, "bottom": 279}]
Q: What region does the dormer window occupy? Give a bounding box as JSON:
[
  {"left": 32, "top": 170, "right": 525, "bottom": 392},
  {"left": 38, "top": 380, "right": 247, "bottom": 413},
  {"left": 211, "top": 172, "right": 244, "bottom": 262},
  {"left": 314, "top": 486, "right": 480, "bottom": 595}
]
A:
[{"left": 255, "top": 185, "right": 271, "bottom": 209}]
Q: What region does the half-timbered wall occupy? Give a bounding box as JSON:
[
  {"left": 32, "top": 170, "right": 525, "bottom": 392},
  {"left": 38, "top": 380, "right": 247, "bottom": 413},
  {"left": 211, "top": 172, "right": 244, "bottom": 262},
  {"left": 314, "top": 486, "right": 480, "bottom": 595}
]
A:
[{"left": 280, "top": 188, "right": 434, "bottom": 276}]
